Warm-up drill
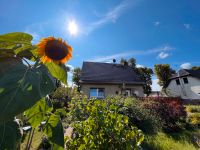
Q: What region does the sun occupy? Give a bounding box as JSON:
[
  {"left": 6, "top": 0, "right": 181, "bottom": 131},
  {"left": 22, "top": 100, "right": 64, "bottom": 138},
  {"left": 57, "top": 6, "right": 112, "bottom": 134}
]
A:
[{"left": 68, "top": 20, "right": 78, "bottom": 35}]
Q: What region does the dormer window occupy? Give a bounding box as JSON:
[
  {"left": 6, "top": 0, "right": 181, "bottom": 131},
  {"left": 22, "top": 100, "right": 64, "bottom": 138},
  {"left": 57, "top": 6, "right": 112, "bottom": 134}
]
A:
[
  {"left": 176, "top": 79, "right": 180, "bottom": 85},
  {"left": 183, "top": 77, "right": 189, "bottom": 84}
]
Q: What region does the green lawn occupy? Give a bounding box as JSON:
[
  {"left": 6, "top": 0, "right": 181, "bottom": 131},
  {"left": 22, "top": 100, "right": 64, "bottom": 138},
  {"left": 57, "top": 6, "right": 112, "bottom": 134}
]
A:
[{"left": 142, "top": 129, "right": 200, "bottom": 150}]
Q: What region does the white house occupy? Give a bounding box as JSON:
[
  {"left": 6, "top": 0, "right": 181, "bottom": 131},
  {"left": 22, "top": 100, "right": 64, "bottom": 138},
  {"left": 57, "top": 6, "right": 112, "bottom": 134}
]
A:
[{"left": 166, "top": 69, "right": 200, "bottom": 100}]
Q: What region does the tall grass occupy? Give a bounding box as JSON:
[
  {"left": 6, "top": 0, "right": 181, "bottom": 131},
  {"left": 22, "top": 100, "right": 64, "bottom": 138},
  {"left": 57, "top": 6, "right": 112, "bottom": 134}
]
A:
[{"left": 143, "top": 131, "right": 199, "bottom": 150}]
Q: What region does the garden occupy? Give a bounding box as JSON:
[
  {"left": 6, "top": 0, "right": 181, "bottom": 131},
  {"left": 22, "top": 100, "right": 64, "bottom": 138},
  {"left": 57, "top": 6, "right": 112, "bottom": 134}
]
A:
[{"left": 0, "top": 32, "right": 200, "bottom": 150}]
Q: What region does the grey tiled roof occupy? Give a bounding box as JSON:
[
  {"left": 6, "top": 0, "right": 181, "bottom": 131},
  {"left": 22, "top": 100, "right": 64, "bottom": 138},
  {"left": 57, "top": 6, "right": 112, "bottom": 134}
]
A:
[
  {"left": 170, "top": 69, "right": 200, "bottom": 79},
  {"left": 165, "top": 69, "right": 200, "bottom": 88},
  {"left": 80, "top": 62, "right": 145, "bottom": 84}
]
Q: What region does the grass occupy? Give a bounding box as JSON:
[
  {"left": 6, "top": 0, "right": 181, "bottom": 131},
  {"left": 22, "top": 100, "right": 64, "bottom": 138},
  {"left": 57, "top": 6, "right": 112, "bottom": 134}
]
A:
[
  {"left": 142, "top": 105, "right": 200, "bottom": 150},
  {"left": 142, "top": 129, "right": 200, "bottom": 150}
]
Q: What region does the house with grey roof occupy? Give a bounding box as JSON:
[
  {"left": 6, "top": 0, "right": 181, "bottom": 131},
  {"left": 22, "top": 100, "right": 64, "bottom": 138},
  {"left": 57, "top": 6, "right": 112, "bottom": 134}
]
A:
[
  {"left": 166, "top": 69, "right": 200, "bottom": 100},
  {"left": 80, "top": 62, "right": 145, "bottom": 98}
]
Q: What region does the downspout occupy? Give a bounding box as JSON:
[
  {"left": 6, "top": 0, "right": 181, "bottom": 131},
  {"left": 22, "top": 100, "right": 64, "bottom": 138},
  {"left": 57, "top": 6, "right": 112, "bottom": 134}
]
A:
[{"left": 178, "top": 70, "right": 187, "bottom": 97}]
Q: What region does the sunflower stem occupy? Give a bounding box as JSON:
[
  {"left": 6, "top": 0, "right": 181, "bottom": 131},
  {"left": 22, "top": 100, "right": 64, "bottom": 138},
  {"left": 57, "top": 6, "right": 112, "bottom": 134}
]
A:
[
  {"left": 33, "top": 59, "right": 40, "bottom": 68},
  {"left": 22, "top": 58, "right": 31, "bottom": 67}
]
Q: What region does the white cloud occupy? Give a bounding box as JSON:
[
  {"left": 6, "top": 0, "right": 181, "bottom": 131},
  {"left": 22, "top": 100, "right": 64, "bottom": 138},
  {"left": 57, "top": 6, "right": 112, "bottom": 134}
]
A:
[
  {"left": 24, "top": 22, "right": 47, "bottom": 43},
  {"left": 67, "top": 71, "right": 73, "bottom": 87},
  {"left": 89, "top": 45, "right": 175, "bottom": 62},
  {"left": 180, "top": 63, "right": 192, "bottom": 69},
  {"left": 136, "top": 64, "right": 144, "bottom": 68},
  {"left": 157, "top": 52, "right": 169, "bottom": 59},
  {"left": 65, "top": 64, "right": 74, "bottom": 86},
  {"left": 154, "top": 21, "right": 160, "bottom": 26},
  {"left": 85, "top": 0, "right": 139, "bottom": 34},
  {"left": 151, "top": 78, "right": 161, "bottom": 91},
  {"left": 66, "top": 64, "right": 74, "bottom": 71},
  {"left": 90, "top": 51, "right": 135, "bottom": 62},
  {"left": 184, "top": 24, "right": 191, "bottom": 29}
]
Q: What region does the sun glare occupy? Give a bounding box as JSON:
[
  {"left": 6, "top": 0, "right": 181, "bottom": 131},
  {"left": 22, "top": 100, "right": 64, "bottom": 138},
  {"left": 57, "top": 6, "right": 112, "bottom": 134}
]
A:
[{"left": 68, "top": 20, "right": 78, "bottom": 36}]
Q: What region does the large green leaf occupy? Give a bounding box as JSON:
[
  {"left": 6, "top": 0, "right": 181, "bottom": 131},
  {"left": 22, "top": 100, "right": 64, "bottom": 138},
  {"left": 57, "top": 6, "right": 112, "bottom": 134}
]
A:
[
  {"left": 15, "top": 44, "right": 36, "bottom": 60},
  {"left": 0, "top": 32, "right": 33, "bottom": 44},
  {"left": 0, "top": 58, "right": 55, "bottom": 122},
  {"left": 0, "top": 120, "right": 22, "bottom": 150},
  {"left": 44, "top": 114, "right": 64, "bottom": 150},
  {"left": 45, "top": 62, "right": 67, "bottom": 84},
  {"left": 25, "top": 98, "right": 53, "bottom": 128},
  {"left": 0, "top": 32, "right": 34, "bottom": 58}
]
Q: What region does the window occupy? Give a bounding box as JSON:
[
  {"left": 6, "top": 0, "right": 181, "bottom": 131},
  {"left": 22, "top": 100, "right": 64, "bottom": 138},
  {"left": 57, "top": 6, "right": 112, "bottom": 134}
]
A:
[
  {"left": 183, "top": 77, "right": 188, "bottom": 84},
  {"left": 90, "top": 88, "right": 105, "bottom": 98},
  {"left": 176, "top": 79, "right": 180, "bottom": 85}
]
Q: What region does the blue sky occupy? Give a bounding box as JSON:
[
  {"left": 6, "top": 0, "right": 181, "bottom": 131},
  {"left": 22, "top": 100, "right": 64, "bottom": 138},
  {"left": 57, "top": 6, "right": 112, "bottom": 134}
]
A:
[{"left": 1, "top": 0, "right": 200, "bottom": 90}]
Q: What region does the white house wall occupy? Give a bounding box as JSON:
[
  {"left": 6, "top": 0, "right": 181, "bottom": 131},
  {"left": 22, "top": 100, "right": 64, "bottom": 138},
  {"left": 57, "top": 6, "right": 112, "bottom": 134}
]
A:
[{"left": 167, "top": 76, "right": 200, "bottom": 100}]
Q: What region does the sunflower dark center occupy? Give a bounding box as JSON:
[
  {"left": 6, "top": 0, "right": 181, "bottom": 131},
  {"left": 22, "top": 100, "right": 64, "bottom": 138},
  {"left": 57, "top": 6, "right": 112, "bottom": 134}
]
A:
[{"left": 45, "top": 40, "right": 68, "bottom": 60}]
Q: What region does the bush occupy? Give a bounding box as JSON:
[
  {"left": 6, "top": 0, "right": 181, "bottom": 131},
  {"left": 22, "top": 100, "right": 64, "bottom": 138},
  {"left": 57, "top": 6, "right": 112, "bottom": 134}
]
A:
[
  {"left": 49, "top": 86, "right": 79, "bottom": 110},
  {"left": 66, "top": 99, "right": 144, "bottom": 149},
  {"left": 140, "top": 97, "right": 186, "bottom": 132},
  {"left": 186, "top": 105, "right": 200, "bottom": 113},
  {"left": 120, "top": 97, "right": 163, "bottom": 134},
  {"left": 187, "top": 113, "right": 200, "bottom": 126}
]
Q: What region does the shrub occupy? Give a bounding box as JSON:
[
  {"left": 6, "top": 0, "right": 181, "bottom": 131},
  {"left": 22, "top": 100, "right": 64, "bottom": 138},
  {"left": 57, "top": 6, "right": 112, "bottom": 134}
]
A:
[
  {"left": 187, "top": 113, "right": 200, "bottom": 126},
  {"left": 49, "top": 86, "right": 80, "bottom": 110},
  {"left": 120, "top": 97, "right": 163, "bottom": 134},
  {"left": 66, "top": 99, "right": 144, "bottom": 149},
  {"left": 140, "top": 97, "right": 187, "bottom": 132},
  {"left": 186, "top": 105, "right": 200, "bottom": 113}
]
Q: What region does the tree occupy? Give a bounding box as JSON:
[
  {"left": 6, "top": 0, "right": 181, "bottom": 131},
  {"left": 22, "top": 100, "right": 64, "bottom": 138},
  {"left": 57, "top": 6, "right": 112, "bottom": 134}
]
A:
[
  {"left": 128, "top": 58, "right": 136, "bottom": 69},
  {"left": 154, "top": 64, "right": 175, "bottom": 88},
  {"left": 72, "top": 67, "right": 81, "bottom": 91},
  {"left": 136, "top": 67, "right": 153, "bottom": 96},
  {"left": 192, "top": 66, "right": 200, "bottom": 70},
  {"left": 120, "top": 57, "right": 153, "bottom": 96},
  {"left": 120, "top": 58, "right": 128, "bottom": 66}
]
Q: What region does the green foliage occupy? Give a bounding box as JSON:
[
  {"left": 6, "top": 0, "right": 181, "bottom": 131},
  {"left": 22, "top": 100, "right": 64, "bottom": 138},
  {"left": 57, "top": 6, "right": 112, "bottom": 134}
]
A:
[
  {"left": 128, "top": 58, "right": 136, "bottom": 68},
  {"left": 154, "top": 64, "right": 175, "bottom": 88},
  {"left": 0, "top": 32, "right": 68, "bottom": 149},
  {"left": 192, "top": 66, "right": 200, "bottom": 70},
  {"left": 66, "top": 98, "right": 144, "bottom": 149},
  {"left": 0, "top": 57, "right": 55, "bottom": 122},
  {"left": 0, "top": 32, "right": 33, "bottom": 44},
  {"left": 186, "top": 105, "right": 200, "bottom": 113},
  {"left": 186, "top": 106, "right": 200, "bottom": 126},
  {"left": 122, "top": 97, "right": 163, "bottom": 134},
  {"left": 25, "top": 98, "right": 52, "bottom": 128},
  {"left": 44, "top": 114, "right": 64, "bottom": 149},
  {"left": 119, "top": 57, "right": 153, "bottom": 95},
  {"left": 136, "top": 67, "right": 153, "bottom": 96},
  {"left": 141, "top": 97, "right": 186, "bottom": 132},
  {"left": 50, "top": 87, "right": 78, "bottom": 111},
  {"left": 66, "top": 94, "right": 90, "bottom": 123},
  {"left": 120, "top": 58, "right": 128, "bottom": 66},
  {"left": 45, "top": 62, "right": 67, "bottom": 84},
  {"left": 143, "top": 131, "right": 199, "bottom": 150},
  {"left": 50, "top": 86, "right": 73, "bottom": 101},
  {"left": 0, "top": 32, "right": 36, "bottom": 60},
  {"left": 0, "top": 119, "right": 22, "bottom": 150},
  {"left": 72, "top": 67, "right": 81, "bottom": 89},
  {"left": 188, "top": 113, "right": 200, "bottom": 126}
]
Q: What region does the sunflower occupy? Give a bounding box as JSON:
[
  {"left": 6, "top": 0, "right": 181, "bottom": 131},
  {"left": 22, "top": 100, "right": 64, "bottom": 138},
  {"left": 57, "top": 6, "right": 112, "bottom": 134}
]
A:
[{"left": 37, "top": 37, "right": 72, "bottom": 64}]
